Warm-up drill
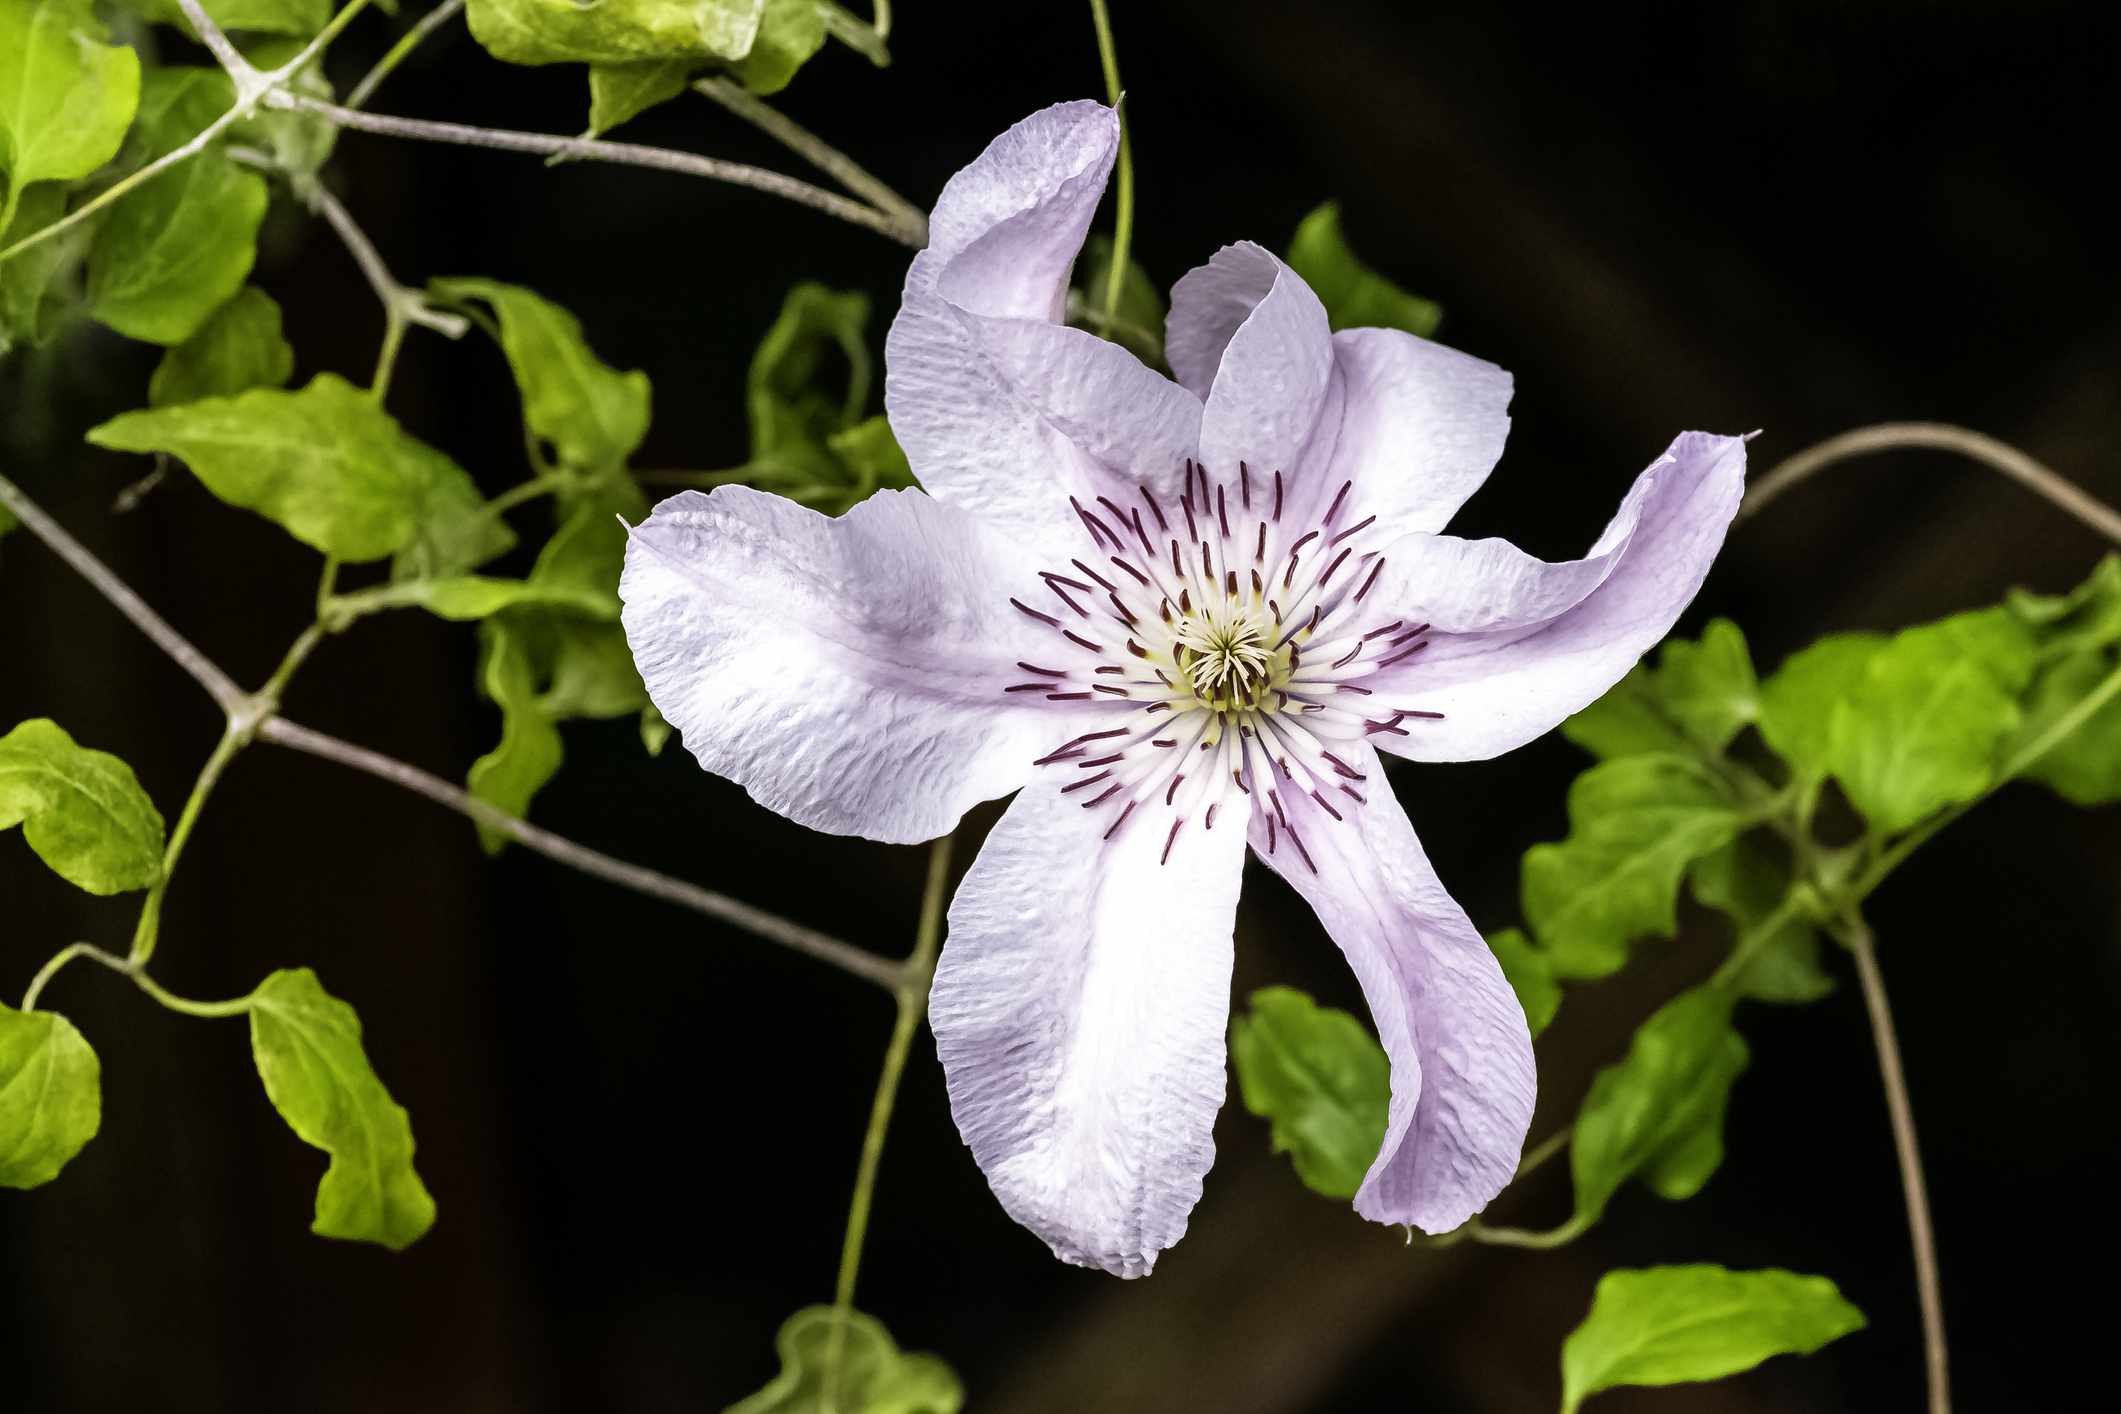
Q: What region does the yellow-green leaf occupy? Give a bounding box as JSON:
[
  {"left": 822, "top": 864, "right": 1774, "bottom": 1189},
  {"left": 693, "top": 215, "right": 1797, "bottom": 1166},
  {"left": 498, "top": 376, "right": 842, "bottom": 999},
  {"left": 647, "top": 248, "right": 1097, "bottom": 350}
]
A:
[
  {"left": 0, "top": 1001, "right": 101, "bottom": 1188},
  {"left": 0, "top": 0, "right": 142, "bottom": 192},
  {"left": 1285, "top": 202, "right": 1441, "bottom": 338},
  {"left": 248, "top": 968, "right": 436, "bottom": 1250},
  {"left": 727, "top": 1306, "right": 962, "bottom": 1414},
  {"left": 148, "top": 286, "right": 294, "bottom": 407},
  {"left": 1229, "top": 986, "right": 1387, "bottom": 1199},
  {"left": 0, "top": 718, "right": 165, "bottom": 894}
]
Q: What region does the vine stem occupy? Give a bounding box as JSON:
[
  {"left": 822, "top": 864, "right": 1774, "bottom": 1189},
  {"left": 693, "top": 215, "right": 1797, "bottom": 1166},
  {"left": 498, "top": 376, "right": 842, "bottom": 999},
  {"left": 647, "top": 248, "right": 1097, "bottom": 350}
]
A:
[
  {"left": 1086, "top": 0, "right": 1135, "bottom": 332},
  {"left": 346, "top": 0, "right": 467, "bottom": 111},
  {"left": 1740, "top": 421, "right": 2121, "bottom": 547},
  {"left": 271, "top": 94, "right": 928, "bottom": 247},
  {"left": 20, "top": 941, "right": 252, "bottom": 1017},
  {"left": 0, "top": 471, "right": 901, "bottom": 991},
  {"left": 256, "top": 718, "right": 902, "bottom": 991},
  {"left": 1840, "top": 914, "right": 1950, "bottom": 1414},
  {"left": 824, "top": 832, "right": 955, "bottom": 1406},
  {"left": 692, "top": 77, "right": 926, "bottom": 241},
  {"left": 0, "top": 471, "right": 246, "bottom": 714}
]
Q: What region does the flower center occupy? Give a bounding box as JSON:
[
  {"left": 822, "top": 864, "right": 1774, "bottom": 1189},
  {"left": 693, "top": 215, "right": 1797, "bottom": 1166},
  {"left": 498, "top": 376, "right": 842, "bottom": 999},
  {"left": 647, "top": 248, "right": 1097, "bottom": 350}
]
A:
[{"left": 1002, "top": 459, "right": 1443, "bottom": 870}]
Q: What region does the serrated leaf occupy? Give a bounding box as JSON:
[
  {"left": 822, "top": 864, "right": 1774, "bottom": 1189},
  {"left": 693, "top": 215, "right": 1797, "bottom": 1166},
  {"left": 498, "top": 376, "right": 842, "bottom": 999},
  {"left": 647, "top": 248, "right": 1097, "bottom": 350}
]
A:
[
  {"left": 1656, "top": 620, "right": 1758, "bottom": 751},
  {"left": 0, "top": 0, "right": 142, "bottom": 192},
  {"left": 1521, "top": 755, "right": 1744, "bottom": 979},
  {"left": 1563, "top": 621, "right": 1757, "bottom": 761},
  {"left": 1486, "top": 927, "right": 1560, "bottom": 1038},
  {"left": 89, "top": 373, "right": 482, "bottom": 562},
  {"left": 1561, "top": 663, "right": 1692, "bottom": 762},
  {"left": 1561, "top": 1265, "right": 1865, "bottom": 1413},
  {"left": 0, "top": 718, "right": 165, "bottom": 894},
  {"left": 727, "top": 1306, "right": 963, "bottom": 1414},
  {"left": 1571, "top": 986, "right": 1747, "bottom": 1223},
  {"left": 587, "top": 59, "right": 696, "bottom": 136},
  {"left": 467, "top": 0, "right": 763, "bottom": 66},
  {"left": 729, "top": 0, "right": 824, "bottom": 94},
  {"left": 0, "top": 180, "right": 84, "bottom": 353},
  {"left": 1756, "top": 633, "right": 1885, "bottom": 780},
  {"left": 0, "top": 1002, "right": 101, "bottom": 1188},
  {"left": 2017, "top": 649, "right": 2121, "bottom": 806},
  {"left": 248, "top": 968, "right": 435, "bottom": 1250},
  {"left": 1229, "top": 986, "right": 1387, "bottom": 1199},
  {"left": 2008, "top": 554, "right": 2121, "bottom": 662},
  {"left": 1285, "top": 202, "right": 1441, "bottom": 339},
  {"left": 1827, "top": 607, "right": 2037, "bottom": 834},
  {"left": 85, "top": 68, "right": 268, "bottom": 346},
  {"left": 1689, "top": 839, "right": 1834, "bottom": 1004},
  {"left": 148, "top": 286, "right": 294, "bottom": 407},
  {"left": 430, "top": 277, "right": 650, "bottom": 476},
  {"left": 123, "top": 0, "right": 329, "bottom": 38}
]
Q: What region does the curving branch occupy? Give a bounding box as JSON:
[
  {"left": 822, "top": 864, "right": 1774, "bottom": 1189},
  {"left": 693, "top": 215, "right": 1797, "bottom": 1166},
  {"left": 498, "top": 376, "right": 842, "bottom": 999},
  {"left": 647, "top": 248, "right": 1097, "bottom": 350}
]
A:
[{"left": 1741, "top": 421, "right": 2121, "bottom": 546}]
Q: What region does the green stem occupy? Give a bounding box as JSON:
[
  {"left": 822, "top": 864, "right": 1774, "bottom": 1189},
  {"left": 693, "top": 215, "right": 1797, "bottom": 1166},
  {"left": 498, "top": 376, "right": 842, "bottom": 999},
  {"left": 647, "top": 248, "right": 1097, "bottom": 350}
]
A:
[
  {"left": 481, "top": 471, "right": 568, "bottom": 519},
  {"left": 371, "top": 310, "right": 409, "bottom": 396},
  {"left": 1466, "top": 1212, "right": 1590, "bottom": 1250},
  {"left": 346, "top": 0, "right": 466, "bottom": 111},
  {"left": 819, "top": 1, "right": 891, "bottom": 66},
  {"left": 21, "top": 941, "right": 253, "bottom": 1017},
  {"left": 1087, "top": 0, "right": 1134, "bottom": 333},
  {"left": 824, "top": 833, "right": 955, "bottom": 1408},
  {"left": 129, "top": 724, "right": 246, "bottom": 966}
]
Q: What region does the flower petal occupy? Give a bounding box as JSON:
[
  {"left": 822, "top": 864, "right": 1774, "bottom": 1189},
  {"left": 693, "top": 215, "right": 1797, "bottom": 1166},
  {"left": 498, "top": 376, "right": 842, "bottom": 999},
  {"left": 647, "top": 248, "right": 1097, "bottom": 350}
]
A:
[
  {"left": 1323, "top": 327, "right": 1513, "bottom": 538},
  {"left": 1171, "top": 243, "right": 1337, "bottom": 481},
  {"left": 1249, "top": 763, "right": 1536, "bottom": 1232},
  {"left": 886, "top": 101, "right": 1200, "bottom": 556},
  {"left": 619, "top": 486, "right": 1060, "bottom": 845},
  {"left": 932, "top": 781, "right": 1253, "bottom": 1277},
  {"left": 1365, "top": 431, "right": 1748, "bottom": 762}
]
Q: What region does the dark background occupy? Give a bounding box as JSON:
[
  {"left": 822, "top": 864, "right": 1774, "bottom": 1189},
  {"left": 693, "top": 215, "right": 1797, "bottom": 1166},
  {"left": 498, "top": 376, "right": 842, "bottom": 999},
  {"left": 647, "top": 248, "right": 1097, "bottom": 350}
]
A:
[{"left": 5, "top": 1, "right": 2118, "bottom": 1409}]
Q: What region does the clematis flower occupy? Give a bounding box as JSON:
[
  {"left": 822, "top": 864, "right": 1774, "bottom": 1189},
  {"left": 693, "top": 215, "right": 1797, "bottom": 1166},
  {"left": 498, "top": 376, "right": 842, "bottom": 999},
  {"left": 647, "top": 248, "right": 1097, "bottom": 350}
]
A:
[{"left": 620, "top": 101, "right": 1745, "bottom": 1277}]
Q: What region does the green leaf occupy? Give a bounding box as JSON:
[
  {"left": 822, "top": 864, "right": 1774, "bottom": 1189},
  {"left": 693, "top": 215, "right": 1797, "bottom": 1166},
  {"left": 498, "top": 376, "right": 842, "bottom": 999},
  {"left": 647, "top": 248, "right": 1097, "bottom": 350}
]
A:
[
  {"left": 729, "top": 0, "right": 825, "bottom": 94},
  {"left": 85, "top": 68, "right": 268, "bottom": 346},
  {"left": 1563, "top": 621, "right": 1757, "bottom": 760},
  {"left": 727, "top": 1306, "right": 963, "bottom": 1414},
  {"left": 1560, "top": 1265, "right": 1865, "bottom": 1413},
  {"left": 1655, "top": 620, "right": 1758, "bottom": 752},
  {"left": 1487, "top": 927, "right": 1561, "bottom": 1038},
  {"left": 0, "top": 0, "right": 142, "bottom": 192},
  {"left": 467, "top": 0, "right": 764, "bottom": 66},
  {"left": 89, "top": 373, "right": 483, "bottom": 562},
  {"left": 248, "top": 968, "right": 436, "bottom": 1250},
  {"left": 641, "top": 703, "right": 672, "bottom": 755},
  {"left": 430, "top": 277, "right": 651, "bottom": 476},
  {"left": 2017, "top": 649, "right": 2121, "bottom": 806},
  {"left": 123, "top": 0, "right": 329, "bottom": 39},
  {"left": 1571, "top": 987, "right": 1747, "bottom": 1223},
  {"left": 1689, "top": 839, "right": 1833, "bottom": 1004},
  {"left": 0, "top": 180, "right": 85, "bottom": 352},
  {"left": 0, "top": 718, "right": 165, "bottom": 894},
  {"left": 1521, "top": 755, "right": 1745, "bottom": 979},
  {"left": 1827, "top": 607, "right": 2037, "bottom": 833},
  {"left": 391, "top": 467, "right": 518, "bottom": 582},
  {"left": 1755, "top": 633, "right": 1885, "bottom": 781},
  {"left": 147, "top": 286, "right": 294, "bottom": 407},
  {"left": 0, "top": 1001, "right": 101, "bottom": 1188},
  {"left": 1285, "top": 202, "right": 1441, "bottom": 338},
  {"left": 824, "top": 415, "right": 914, "bottom": 498},
  {"left": 587, "top": 59, "right": 697, "bottom": 137},
  {"left": 2008, "top": 553, "right": 2121, "bottom": 662},
  {"left": 751, "top": 280, "right": 870, "bottom": 456},
  {"left": 1561, "top": 664, "right": 1692, "bottom": 762},
  {"left": 467, "top": 617, "right": 565, "bottom": 851},
  {"left": 1229, "top": 986, "right": 1387, "bottom": 1199}
]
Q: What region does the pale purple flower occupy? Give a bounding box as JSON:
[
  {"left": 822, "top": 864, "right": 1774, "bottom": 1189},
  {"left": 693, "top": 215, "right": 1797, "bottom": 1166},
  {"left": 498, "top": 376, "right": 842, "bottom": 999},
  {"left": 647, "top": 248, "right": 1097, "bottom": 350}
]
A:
[{"left": 620, "top": 102, "right": 1745, "bottom": 1277}]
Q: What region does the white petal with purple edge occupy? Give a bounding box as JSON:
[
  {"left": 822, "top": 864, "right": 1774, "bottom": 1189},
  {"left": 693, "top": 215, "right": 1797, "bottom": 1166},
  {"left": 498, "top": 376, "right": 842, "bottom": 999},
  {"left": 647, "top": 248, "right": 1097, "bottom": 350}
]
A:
[
  {"left": 1362, "top": 431, "right": 1748, "bottom": 762},
  {"left": 1323, "top": 327, "right": 1514, "bottom": 539},
  {"left": 619, "top": 486, "right": 1063, "bottom": 845},
  {"left": 932, "top": 780, "right": 1253, "bottom": 1277},
  {"left": 887, "top": 102, "right": 1201, "bottom": 557},
  {"left": 1250, "top": 761, "right": 1536, "bottom": 1232}
]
